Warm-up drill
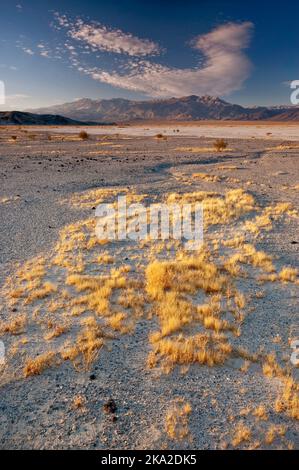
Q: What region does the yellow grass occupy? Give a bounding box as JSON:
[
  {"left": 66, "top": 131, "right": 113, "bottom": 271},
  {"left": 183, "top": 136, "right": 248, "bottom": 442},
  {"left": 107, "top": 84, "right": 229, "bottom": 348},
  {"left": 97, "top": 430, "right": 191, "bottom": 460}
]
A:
[
  {"left": 24, "top": 351, "right": 58, "bottom": 377},
  {"left": 25, "top": 282, "right": 57, "bottom": 304},
  {"left": 252, "top": 405, "right": 268, "bottom": 420},
  {"left": 61, "top": 316, "right": 105, "bottom": 369},
  {"left": 72, "top": 395, "right": 86, "bottom": 409},
  {"left": 165, "top": 399, "right": 192, "bottom": 440},
  {"left": 0, "top": 314, "right": 26, "bottom": 335},
  {"left": 192, "top": 172, "right": 222, "bottom": 182},
  {"left": 175, "top": 146, "right": 232, "bottom": 152},
  {"left": 232, "top": 423, "right": 251, "bottom": 447},
  {"left": 279, "top": 267, "right": 298, "bottom": 282}
]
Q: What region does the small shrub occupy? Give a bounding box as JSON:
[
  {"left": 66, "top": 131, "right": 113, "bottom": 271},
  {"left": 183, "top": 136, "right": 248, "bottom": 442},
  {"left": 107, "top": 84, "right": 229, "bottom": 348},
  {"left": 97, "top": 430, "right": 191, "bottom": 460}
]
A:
[
  {"left": 213, "top": 138, "right": 228, "bottom": 152},
  {"left": 72, "top": 395, "right": 86, "bottom": 409},
  {"left": 79, "top": 131, "right": 89, "bottom": 140},
  {"left": 155, "top": 133, "right": 167, "bottom": 140}
]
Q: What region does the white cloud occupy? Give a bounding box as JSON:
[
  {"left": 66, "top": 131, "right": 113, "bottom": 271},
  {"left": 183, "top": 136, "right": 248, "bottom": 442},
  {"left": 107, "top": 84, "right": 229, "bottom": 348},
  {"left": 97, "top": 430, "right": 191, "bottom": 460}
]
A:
[
  {"left": 0, "top": 64, "right": 18, "bottom": 70},
  {"left": 23, "top": 48, "right": 34, "bottom": 55},
  {"left": 40, "top": 50, "right": 50, "bottom": 58},
  {"left": 90, "top": 22, "right": 253, "bottom": 97},
  {"left": 0, "top": 93, "right": 31, "bottom": 109},
  {"left": 56, "top": 15, "right": 160, "bottom": 56}
]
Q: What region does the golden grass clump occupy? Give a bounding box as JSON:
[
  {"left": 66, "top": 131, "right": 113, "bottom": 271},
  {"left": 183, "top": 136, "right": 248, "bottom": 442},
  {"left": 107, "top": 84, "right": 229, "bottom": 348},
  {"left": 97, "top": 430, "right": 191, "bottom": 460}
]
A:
[
  {"left": 44, "top": 324, "right": 68, "bottom": 341},
  {"left": 61, "top": 316, "right": 105, "bottom": 369},
  {"left": 264, "top": 425, "right": 286, "bottom": 445},
  {"left": 25, "top": 281, "right": 57, "bottom": 304},
  {"left": 232, "top": 423, "right": 251, "bottom": 447},
  {"left": 167, "top": 189, "right": 255, "bottom": 228},
  {"left": 97, "top": 253, "right": 115, "bottom": 264},
  {"left": 0, "top": 314, "right": 26, "bottom": 335},
  {"left": 279, "top": 267, "right": 298, "bottom": 282},
  {"left": 241, "top": 244, "right": 275, "bottom": 273},
  {"left": 252, "top": 405, "right": 268, "bottom": 420},
  {"left": 149, "top": 333, "right": 232, "bottom": 370},
  {"left": 274, "top": 379, "right": 299, "bottom": 420},
  {"left": 263, "top": 354, "right": 299, "bottom": 420},
  {"left": 72, "top": 395, "right": 86, "bottom": 409},
  {"left": 192, "top": 172, "right": 221, "bottom": 183},
  {"left": 107, "top": 312, "right": 132, "bottom": 334},
  {"left": 145, "top": 247, "right": 245, "bottom": 370},
  {"left": 24, "top": 351, "right": 58, "bottom": 377},
  {"left": 165, "top": 399, "right": 192, "bottom": 440},
  {"left": 146, "top": 252, "right": 227, "bottom": 301},
  {"left": 66, "top": 268, "right": 127, "bottom": 316},
  {"left": 244, "top": 202, "right": 297, "bottom": 236}
]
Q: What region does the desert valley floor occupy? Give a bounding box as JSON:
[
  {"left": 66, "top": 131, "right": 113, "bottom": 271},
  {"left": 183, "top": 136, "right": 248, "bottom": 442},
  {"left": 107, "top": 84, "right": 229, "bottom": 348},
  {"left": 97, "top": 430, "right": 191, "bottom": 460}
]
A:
[{"left": 0, "top": 124, "right": 298, "bottom": 449}]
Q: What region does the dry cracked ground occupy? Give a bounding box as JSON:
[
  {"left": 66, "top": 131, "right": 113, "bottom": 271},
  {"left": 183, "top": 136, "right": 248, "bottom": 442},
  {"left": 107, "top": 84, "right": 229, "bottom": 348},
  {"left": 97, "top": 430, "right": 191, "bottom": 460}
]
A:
[{"left": 0, "top": 126, "right": 298, "bottom": 449}]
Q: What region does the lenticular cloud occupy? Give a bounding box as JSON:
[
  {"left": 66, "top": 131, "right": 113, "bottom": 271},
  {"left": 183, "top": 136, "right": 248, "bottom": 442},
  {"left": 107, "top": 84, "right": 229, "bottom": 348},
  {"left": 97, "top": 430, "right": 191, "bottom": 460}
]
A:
[{"left": 91, "top": 22, "right": 253, "bottom": 97}]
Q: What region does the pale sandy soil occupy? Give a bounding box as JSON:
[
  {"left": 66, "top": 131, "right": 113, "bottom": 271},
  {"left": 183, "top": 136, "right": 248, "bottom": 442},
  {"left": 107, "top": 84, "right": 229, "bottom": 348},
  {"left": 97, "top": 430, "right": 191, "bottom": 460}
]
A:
[
  {"left": 27, "top": 121, "right": 299, "bottom": 140},
  {"left": 0, "top": 125, "right": 298, "bottom": 449}
]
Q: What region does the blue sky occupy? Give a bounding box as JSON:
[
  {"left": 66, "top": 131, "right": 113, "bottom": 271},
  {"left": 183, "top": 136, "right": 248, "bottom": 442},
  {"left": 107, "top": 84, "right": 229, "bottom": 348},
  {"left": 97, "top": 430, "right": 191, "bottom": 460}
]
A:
[{"left": 0, "top": 0, "right": 298, "bottom": 109}]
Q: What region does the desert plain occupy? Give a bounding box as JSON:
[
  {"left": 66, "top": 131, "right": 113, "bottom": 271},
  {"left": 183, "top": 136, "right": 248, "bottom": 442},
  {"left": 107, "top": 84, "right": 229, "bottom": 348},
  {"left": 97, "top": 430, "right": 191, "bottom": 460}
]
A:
[{"left": 0, "top": 122, "right": 298, "bottom": 449}]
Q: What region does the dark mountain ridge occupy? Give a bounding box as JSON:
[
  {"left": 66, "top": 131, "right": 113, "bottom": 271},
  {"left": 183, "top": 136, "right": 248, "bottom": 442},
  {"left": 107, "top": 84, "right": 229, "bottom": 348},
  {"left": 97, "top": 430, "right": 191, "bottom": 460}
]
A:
[
  {"left": 0, "top": 111, "right": 112, "bottom": 126},
  {"left": 26, "top": 95, "right": 299, "bottom": 122}
]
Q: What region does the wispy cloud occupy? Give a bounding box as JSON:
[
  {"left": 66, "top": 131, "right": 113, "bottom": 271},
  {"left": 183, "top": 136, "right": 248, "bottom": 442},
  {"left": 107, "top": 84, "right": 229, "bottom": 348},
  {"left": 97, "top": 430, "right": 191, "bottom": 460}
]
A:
[
  {"left": 55, "top": 13, "right": 160, "bottom": 57},
  {"left": 21, "top": 15, "right": 253, "bottom": 99},
  {"left": 22, "top": 47, "right": 34, "bottom": 55},
  {"left": 0, "top": 64, "right": 18, "bottom": 71},
  {"left": 90, "top": 22, "right": 253, "bottom": 97},
  {"left": 0, "top": 93, "right": 31, "bottom": 110}
]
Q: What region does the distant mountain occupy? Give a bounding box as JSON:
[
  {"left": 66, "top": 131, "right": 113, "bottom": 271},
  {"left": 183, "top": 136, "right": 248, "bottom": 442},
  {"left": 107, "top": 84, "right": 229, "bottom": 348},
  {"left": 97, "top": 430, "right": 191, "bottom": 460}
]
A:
[
  {"left": 26, "top": 95, "right": 299, "bottom": 122},
  {"left": 0, "top": 111, "right": 111, "bottom": 126}
]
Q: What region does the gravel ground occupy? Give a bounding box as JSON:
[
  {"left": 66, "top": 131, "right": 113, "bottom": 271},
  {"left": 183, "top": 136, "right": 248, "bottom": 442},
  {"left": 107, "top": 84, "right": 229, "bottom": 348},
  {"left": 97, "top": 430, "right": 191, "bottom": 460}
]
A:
[{"left": 0, "top": 126, "right": 298, "bottom": 449}]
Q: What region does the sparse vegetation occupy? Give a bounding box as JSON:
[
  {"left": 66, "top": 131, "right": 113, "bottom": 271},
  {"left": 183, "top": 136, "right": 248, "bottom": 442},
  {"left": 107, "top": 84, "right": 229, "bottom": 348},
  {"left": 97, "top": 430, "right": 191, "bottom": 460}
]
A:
[
  {"left": 0, "top": 131, "right": 298, "bottom": 450},
  {"left": 213, "top": 138, "right": 228, "bottom": 152},
  {"left": 165, "top": 399, "right": 192, "bottom": 440},
  {"left": 24, "top": 351, "right": 58, "bottom": 377},
  {"left": 72, "top": 395, "right": 86, "bottom": 409},
  {"left": 79, "top": 130, "right": 89, "bottom": 140},
  {"left": 232, "top": 423, "right": 251, "bottom": 447}
]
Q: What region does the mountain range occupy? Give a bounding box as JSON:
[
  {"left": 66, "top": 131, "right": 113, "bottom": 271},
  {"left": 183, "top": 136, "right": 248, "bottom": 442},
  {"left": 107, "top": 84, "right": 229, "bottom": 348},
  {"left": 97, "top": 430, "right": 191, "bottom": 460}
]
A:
[
  {"left": 0, "top": 111, "right": 110, "bottom": 126},
  {"left": 26, "top": 95, "right": 299, "bottom": 122}
]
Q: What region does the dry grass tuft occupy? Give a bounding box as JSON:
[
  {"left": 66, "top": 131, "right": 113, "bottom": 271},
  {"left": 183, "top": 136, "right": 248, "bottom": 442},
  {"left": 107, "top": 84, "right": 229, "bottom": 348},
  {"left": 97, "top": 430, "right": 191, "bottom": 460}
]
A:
[
  {"left": 279, "top": 267, "right": 298, "bottom": 282},
  {"left": 72, "top": 395, "right": 86, "bottom": 409},
  {"left": 0, "top": 314, "right": 26, "bottom": 335},
  {"left": 213, "top": 138, "right": 228, "bottom": 152},
  {"left": 24, "top": 351, "right": 58, "bottom": 377},
  {"left": 252, "top": 405, "right": 268, "bottom": 420},
  {"left": 192, "top": 172, "right": 221, "bottom": 182},
  {"left": 61, "top": 317, "right": 105, "bottom": 369},
  {"left": 165, "top": 399, "right": 192, "bottom": 440},
  {"left": 232, "top": 423, "right": 251, "bottom": 447}
]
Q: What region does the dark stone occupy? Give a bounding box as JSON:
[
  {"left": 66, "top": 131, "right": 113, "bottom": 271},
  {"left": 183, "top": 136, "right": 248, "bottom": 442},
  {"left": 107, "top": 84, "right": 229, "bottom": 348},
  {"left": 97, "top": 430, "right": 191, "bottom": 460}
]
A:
[{"left": 103, "top": 398, "right": 117, "bottom": 414}]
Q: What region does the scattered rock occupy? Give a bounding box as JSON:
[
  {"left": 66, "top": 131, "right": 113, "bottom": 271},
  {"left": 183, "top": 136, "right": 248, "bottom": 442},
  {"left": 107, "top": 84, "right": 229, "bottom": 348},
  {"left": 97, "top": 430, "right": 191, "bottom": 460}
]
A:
[{"left": 103, "top": 398, "right": 117, "bottom": 414}]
